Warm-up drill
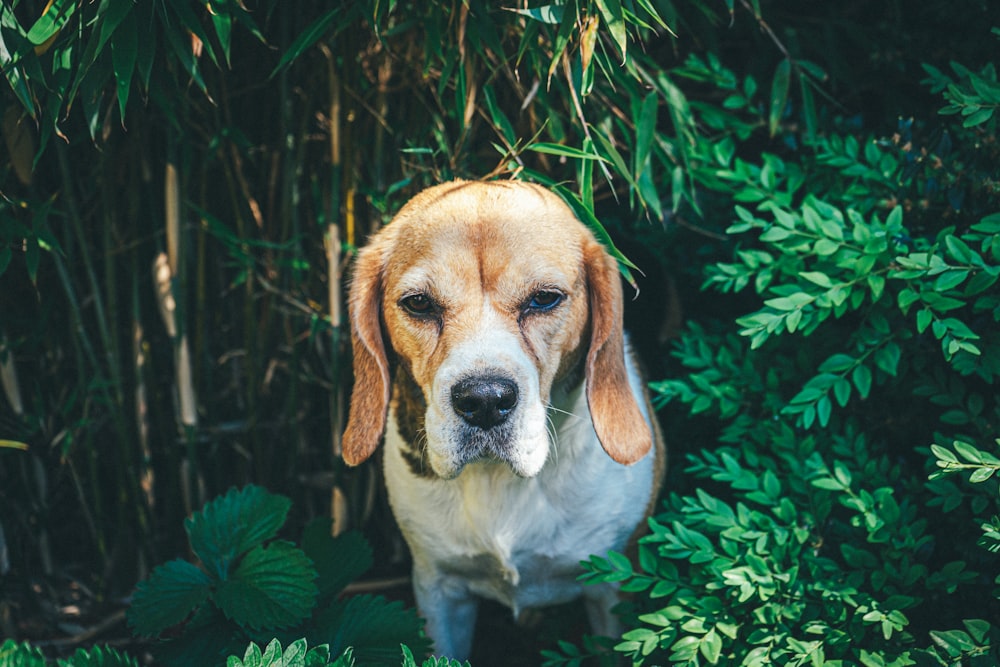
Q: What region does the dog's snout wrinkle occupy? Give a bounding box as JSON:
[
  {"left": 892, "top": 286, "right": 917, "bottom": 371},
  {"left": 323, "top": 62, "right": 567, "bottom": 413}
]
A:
[{"left": 451, "top": 376, "right": 519, "bottom": 429}]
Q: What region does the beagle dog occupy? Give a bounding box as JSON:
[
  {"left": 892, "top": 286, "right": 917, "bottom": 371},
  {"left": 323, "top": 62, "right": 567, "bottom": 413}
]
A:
[{"left": 342, "top": 180, "right": 665, "bottom": 659}]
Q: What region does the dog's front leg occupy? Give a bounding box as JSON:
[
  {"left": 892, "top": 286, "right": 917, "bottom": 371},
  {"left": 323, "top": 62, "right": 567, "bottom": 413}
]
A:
[
  {"left": 413, "top": 566, "right": 480, "bottom": 660},
  {"left": 583, "top": 582, "right": 623, "bottom": 640}
]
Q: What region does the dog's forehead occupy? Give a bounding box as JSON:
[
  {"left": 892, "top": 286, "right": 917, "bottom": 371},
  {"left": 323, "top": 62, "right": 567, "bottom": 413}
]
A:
[{"left": 382, "top": 182, "right": 587, "bottom": 291}]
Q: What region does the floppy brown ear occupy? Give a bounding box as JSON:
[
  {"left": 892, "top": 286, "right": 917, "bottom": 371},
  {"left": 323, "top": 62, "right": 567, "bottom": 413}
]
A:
[
  {"left": 341, "top": 243, "right": 391, "bottom": 466},
  {"left": 584, "top": 241, "right": 652, "bottom": 465}
]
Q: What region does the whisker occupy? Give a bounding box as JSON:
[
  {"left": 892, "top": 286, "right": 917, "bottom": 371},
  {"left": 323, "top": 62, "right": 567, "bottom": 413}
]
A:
[{"left": 545, "top": 403, "right": 586, "bottom": 421}]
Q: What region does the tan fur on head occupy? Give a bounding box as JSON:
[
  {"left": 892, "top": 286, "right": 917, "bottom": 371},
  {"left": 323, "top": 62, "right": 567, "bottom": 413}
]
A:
[{"left": 341, "top": 179, "right": 651, "bottom": 468}]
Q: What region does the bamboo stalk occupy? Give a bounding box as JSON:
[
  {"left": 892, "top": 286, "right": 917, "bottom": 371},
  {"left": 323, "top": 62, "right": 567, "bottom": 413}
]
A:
[
  {"left": 323, "top": 43, "right": 349, "bottom": 536},
  {"left": 164, "top": 163, "right": 198, "bottom": 429},
  {"left": 163, "top": 155, "right": 201, "bottom": 514},
  {"left": 0, "top": 333, "right": 23, "bottom": 416}
]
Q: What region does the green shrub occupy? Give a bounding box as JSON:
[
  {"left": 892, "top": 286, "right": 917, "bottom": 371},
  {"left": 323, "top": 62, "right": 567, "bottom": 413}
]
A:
[
  {"left": 226, "top": 638, "right": 350, "bottom": 667},
  {"left": 0, "top": 640, "right": 137, "bottom": 667},
  {"left": 548, "top": 17, "right": 1000, "bottom": 667},
  {"left": 127, "top": 485, "right": 429, "bottom": 667}
]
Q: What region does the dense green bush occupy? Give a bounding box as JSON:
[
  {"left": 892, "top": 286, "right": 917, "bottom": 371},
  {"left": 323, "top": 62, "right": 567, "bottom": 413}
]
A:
[{"left": 555, "top": 19, "right": 1000, "bottom": 667}]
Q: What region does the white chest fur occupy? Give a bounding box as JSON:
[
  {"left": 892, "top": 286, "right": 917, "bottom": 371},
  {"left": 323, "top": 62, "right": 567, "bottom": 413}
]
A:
[{"left": 382, "top": 372, "right": 657, "bottom": 657}]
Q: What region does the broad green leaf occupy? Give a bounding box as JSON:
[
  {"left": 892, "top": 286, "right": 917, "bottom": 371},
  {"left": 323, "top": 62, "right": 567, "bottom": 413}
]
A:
[
  {"left": 214, "top": 541, "right": 318, "bottom": 631},
  {"left": 185, "top": 485, "right": 292, "bottom": 580},
  {"left": 314, "top": 595, "right": 430, "bottom": 665},
  {"left": 127, "top": 559, "right": 214, "bottom": 637},
  {"left": 300, "top": 522, "right": 373, "bottom": 600}
]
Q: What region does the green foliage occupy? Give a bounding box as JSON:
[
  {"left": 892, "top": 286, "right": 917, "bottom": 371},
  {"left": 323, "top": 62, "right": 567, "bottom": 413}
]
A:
[
  {"left": 400, "top": 644, "right": 471, "bottom": 667},
  {"left": 0, "top": 639, "right": 46, "bottom": 667},
  {"left": 543, "top": 6, "right": 1000, "bottom": 667},
  {"left": 127, "top": 485, "right": 429, "bottom": 667},
  {"left": 226, "top": 638, "right": 349, "bottom": 667},
  {"left": 53, "top": 647, "right": 139, "bottom": 667},
  {"left": 0, "top": 641, "right": 138, "bottom": 667}
]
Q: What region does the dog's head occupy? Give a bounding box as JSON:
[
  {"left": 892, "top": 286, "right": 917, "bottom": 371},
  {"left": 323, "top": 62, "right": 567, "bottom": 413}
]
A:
[{"left": 342, "top": 180, "right": 651, "bottom": 478}]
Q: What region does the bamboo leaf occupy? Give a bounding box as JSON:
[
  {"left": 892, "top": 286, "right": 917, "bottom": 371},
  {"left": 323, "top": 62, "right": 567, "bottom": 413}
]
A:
[
  {"left": 525, "top": 142, "right": 609, "bottom": 161},
  {"left": 25, "top": 0, "right": 76, "bottom": 46},
  {"left": 595, "top": 0, "right": 627, "bottom": 62},
  {"left": 0, "top": 439, "right": 29, "bottom": 450},
  {"left": 271, "top": 6, "right": 346, "bottom": 77},
  {"left": 0, "top": 5, "right": 38, "bottom": 117},
  {"left": 210, "top": 11, "right": 234, "bottom": 67},
  {"left": 505, "top": 4, "right": 564, "bottom": 24},
  {"left": 546, "top": 4, "right": 576, "bottom": 84},
  {"left": 769, "top": 59, "right": 791, "bottom": 136},
  {"left": 111, "top": 10, "right": 137, "bottom": 123},
  {"left": 634, "top": 92, "right": 658, "bottom": 178}
]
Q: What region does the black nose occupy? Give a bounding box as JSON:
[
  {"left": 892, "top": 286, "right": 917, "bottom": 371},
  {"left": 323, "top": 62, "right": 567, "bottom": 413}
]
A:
[{"left": 451, "top": 377, "right": 519, "bottom": 429}]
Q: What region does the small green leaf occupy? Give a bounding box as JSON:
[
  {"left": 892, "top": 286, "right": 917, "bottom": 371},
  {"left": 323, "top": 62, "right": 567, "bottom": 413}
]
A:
[
  {"left": 930, "top": 443, "right": 959, "bottom": 464},
  {"left": 953, "top": 441, "right": 984, "bottom": 464},
  {"left": 969, "top": 467, "right": 996, "bottom": 483},
  {"left": 852, "top": 364, "right": 872, "bottom": 399}
]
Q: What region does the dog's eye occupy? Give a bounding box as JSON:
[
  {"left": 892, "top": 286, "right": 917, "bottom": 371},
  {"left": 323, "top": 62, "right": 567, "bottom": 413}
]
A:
[
  {"left": 525, "top": 290, "right": 563, "bottom": 312},
  {"left": 400, "top": 293, "right": 436, "bottom": 316}
]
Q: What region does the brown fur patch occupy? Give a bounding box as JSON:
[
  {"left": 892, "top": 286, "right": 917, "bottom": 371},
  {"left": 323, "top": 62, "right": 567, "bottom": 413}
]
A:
[{"left": 392, "top": 366, "right": 436, "bottom": 479}]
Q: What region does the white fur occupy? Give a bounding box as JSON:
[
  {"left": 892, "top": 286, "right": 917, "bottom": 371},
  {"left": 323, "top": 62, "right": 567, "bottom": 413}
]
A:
[{"left": 384, "top": 349, "right": 656, "bottom": 659}]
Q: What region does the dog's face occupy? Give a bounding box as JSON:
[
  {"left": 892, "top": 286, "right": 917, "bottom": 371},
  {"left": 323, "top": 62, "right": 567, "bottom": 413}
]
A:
[{"left": 342, "top": 181, "right": 651, "bottom": 478}]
